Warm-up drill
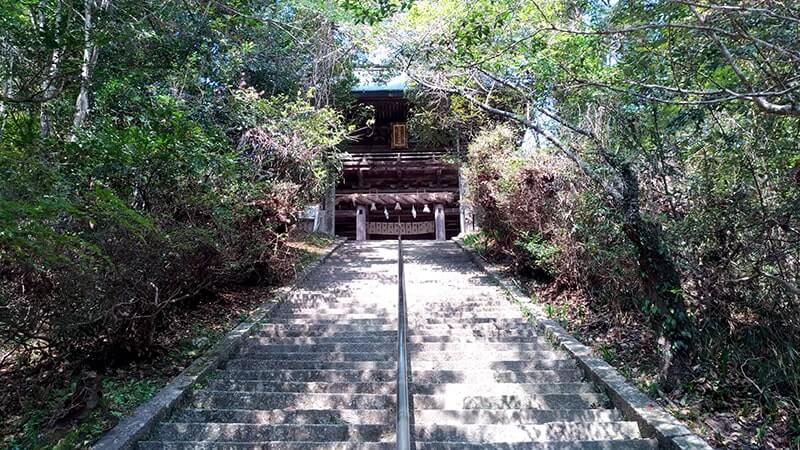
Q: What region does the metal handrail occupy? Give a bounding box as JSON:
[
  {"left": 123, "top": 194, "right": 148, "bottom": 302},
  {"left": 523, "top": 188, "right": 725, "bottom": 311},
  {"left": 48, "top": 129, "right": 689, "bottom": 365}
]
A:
[{"left": 396, "top": 237, "right": 411, "bottom": 450}]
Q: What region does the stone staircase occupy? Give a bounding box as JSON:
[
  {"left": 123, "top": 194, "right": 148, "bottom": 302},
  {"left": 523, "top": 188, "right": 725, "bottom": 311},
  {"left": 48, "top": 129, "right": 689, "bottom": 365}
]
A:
[
  {"left": 139, "top": 242, "right": 399, "bottom": 449},
  {"left": 137, "top": 241, "right": 659, "bottom": 449},
  {"left": 402, "top": 241, "right": 657, "bottom": 449}
]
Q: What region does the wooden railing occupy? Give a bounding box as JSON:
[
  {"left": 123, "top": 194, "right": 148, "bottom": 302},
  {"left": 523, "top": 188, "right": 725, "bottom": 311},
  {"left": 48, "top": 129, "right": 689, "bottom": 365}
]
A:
[{"left": 343, "top": 150, "right": 450, "bottom": 165}]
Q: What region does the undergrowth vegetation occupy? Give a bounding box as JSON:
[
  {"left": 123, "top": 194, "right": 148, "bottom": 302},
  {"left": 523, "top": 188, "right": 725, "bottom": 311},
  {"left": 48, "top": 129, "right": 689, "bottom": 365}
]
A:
[{"left": 461, "top": 123, "right": 800, "bottom": 447}]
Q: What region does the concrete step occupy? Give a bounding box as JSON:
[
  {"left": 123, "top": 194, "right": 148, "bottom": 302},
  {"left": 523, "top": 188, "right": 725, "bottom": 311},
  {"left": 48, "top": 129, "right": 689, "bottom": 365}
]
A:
[
  {"left": 408, "top": 316, "right": 527, "bottom": 323},
  {"left": 216, "top": 369, "right": 397, "bottom": 383},
  {"left": 202, "top": 381, "right": 592, "bottom": 396},
  {"left": 240, "top": 348, "right": 561, "bottom": 362},
  {"left": 271, "top": 308, "right": 521, "bottom": 317},
  {"left": 410, "top": 369, "right": 583, "bottom": 384},
  {"left": 410, "top": 313, "right": 524, "bottom": 320},
  {"left": 410, "top": 300, "right": 516, "bottom": 308},
  {"left": 270, "top": 313, "right": 393, "bottom": 320},
  {"left": 256, "top": 329, "right": 397, "bottom": 338},
  {"left": 407, "top": 328, "right": 538, "bottom": 337},
  {"left": 411, "top": 342, "right": 550, "bottom": 351},
  {"left": 171, "top": 408, "right": 393, "bottom": 425},
  {"left": 215, "top": 369, "right": 581, "bottom": 384},
  {"left": 409, "top": 299, "right": 517, "bottom": 306},
  {"left": 265, "top": 318, "right": 397, "bottom": 326},
  {"left": 255, "top": 329, "right": 539, "bottom": 341},
  {"left": 412, "top": 383, "right": 596, "bottom": 396},
  {"left": 168, "top": 408, "right": 623, "bottom": 427},
  {"left": 408, "top": 321, "right": 534, "bottom": 331},
  {"left": 247, "top": 336, "right": 398, "bottom": 345},
  {"left": 259, "top": 322, "right": 535, "bottom": 334},
  {"left": 241, "top": 342, "right": 396, "bottom": 353},
  {"left": 407, "top": 300, "right": 520, "bottom": 308},
  {"left": 407, "top": 359, "right": 577, "bottom": 371},
  {"left": 267, "top": 314, "right": 528, "bottom": 324},
  {"left": 206, "top": 380, "right": 396, "bottom": 394},
  {"left": 235, "top": 352, "right": 395, "bottom": 362},
  {"left": 223, "top": 360, "right": 397, "bottom": 370},
  {"left": 409, "top": 311, "right": 522, "bottom": 319},
  {"left": 136, "top": 440, "right": 660, "bottom": 450},
  {"left": 241, "top": 342, "right": 552, "bottom": 353},
  {"left": 406, "top": 334, "right": 540, "bottom": 343},
  {"left": 408, "top": 324, "right": 536, "bottom": 336},
  {"left": 152, "top": 423, "right": 393, "bottom": 442},
  {"left": 138, "top": 442, "right": 396, "bottom": 450},
  {"left": 414, "top": 441, "right": 659, "bottom": 450},
  {"left": 408, "top": 350, "right": 566, "bottom": 362},
  {"left": 412, "top": 393, "right": 610, "bottom": 410},
  {"left": 413, "top": 422, "right": 641, "bottom": 442},
  {"left": 258, "top": 324, "right": 398, "bottom": 334},
  {"left": 412, "top": 408, "right": 623, "bottom": 425},
  {"left": 249, "top": 334, "right": 541, "bottom": 345},
  {"left": 191, "top": 391, "right": 395, "bottom": 410}
]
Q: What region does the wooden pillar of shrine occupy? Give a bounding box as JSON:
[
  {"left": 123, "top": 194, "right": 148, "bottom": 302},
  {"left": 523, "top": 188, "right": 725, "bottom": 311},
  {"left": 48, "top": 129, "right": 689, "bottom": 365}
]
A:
[
  {"left": 356, "top": 205, "right": 367, "bottom": 241},
  {"left": 434, "top": 204, "right": 446, "bottom": 241}
]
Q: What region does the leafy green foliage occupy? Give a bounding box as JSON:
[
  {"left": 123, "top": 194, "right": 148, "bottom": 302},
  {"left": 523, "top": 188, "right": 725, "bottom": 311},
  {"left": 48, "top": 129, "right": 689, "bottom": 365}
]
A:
[
  {"left": 337, "top": 0, "right": 414, "bottom": 24},
  {"left": 0, "top": 0, "right": 361, "bottom": 446},
  {"left": 514, "top": 232, "right": 560, "bottom": 272}
]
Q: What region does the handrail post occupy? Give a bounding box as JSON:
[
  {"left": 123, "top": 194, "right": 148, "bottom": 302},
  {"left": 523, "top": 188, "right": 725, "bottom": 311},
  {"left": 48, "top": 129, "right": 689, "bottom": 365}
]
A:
[{"left": 396, "top": 236, "right": 411, "bottom": 450}]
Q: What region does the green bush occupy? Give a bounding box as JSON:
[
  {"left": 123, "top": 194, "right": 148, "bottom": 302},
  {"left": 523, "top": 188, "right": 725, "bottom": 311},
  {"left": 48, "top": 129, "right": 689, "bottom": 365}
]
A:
[{"left": 0, "top": 89, "right": 346, "bottom": 369}]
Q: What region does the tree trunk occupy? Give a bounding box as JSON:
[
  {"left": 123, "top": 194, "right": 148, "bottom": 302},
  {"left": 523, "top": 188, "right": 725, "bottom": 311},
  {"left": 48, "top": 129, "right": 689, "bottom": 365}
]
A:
[
  {"left": 0, "top": 66, "right": 11, "bottom": 138},
  {"left": 40, "top": 0, "right": 64, "bottom": 137},
  {"left": 309, "top": 17, "right": 334, "bottom": 109},
  {"left": 72, "top": 0, "right": 94, "bottom": 132},
  {"left": 72, "top": 0, "right": 110, "bottom": 133},
  {"left": 619, "top": 165, "right": 691, "bottom": 391},
  {"left": 40, "top": 37, "right": 63, "bottom": 137},
  {"left": 309, "top": 15, "right": 336, "bottom": 234}
]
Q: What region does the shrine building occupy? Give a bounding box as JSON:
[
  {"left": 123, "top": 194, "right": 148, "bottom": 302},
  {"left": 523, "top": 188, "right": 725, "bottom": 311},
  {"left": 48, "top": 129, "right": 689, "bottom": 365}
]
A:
[{"left": 331, "top": 78, "right": 473, "bottom": 241}]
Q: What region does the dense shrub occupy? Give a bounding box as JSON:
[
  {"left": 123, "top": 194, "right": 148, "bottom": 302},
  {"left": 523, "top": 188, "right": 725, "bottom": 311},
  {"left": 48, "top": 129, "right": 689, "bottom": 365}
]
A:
[
  {"left": 0, "top": 90, "right": 345, "bottom": 370},
  {"left": 463, "top": 125, "right": 638, "bottom": 293},
  {"left": 463, "top": 121, "right": 800, "bottom": 443}
]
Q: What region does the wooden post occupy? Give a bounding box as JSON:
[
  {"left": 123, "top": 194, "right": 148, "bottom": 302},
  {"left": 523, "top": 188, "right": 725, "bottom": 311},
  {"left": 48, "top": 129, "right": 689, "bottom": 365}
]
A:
[
  {"left": 434, "top": 204, "right": 446, "bottom": 241},
  {"left": 458, "top": 168, "right": 468, "bottom": 235},
  {"left": 356, "top": 205, "right": 367, "bottom": 241}
]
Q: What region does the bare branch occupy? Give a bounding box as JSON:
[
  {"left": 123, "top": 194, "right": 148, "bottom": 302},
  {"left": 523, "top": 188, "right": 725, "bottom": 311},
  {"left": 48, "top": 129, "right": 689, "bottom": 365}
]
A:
[
  {"left": 688, "top": 5, "right": 800, "bottom": 116},
  {"left": 411, "top": 73, "right": 624, "bottom": 202},
  {"left": 675, "top": 0, "right": 800, "bottom": 25}
]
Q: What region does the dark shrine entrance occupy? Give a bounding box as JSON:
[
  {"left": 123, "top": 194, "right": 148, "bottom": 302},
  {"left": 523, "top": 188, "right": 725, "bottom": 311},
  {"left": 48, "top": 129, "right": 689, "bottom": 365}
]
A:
[{"left": 335, "top": 85, "right": 461, "bottom": 240}]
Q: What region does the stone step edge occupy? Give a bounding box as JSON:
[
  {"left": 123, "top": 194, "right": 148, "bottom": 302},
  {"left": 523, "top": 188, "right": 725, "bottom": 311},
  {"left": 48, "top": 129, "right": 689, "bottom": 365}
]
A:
[
  {"left": 212, "top": 368, "right": 582, "bottom": 382},
  {"left": 453, "top": 238, "right": 712, "bottom": 450},
  {"left": 200, "top": 381, "right": 596, "bottom": 395},
  {"left": 150, "top": 421, "right": 643, "bottom": 443},
  {"left": 166, "top": 407, "right": 624, "bottom": 425},
  {"left": 91, "top": 238, "right": 347, "bottom": 450},
  {"left": 135, "top": 440, "right": 658, "bottom": 450},
  {"left": 136, "top": 442, "right": 396, "bottom": 450}
]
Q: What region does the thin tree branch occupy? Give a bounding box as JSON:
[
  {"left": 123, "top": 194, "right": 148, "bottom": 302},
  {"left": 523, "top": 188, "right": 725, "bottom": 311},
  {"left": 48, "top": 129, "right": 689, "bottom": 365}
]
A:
[{"left": 412, "top": 73, "right": 624, "bottom": 202}]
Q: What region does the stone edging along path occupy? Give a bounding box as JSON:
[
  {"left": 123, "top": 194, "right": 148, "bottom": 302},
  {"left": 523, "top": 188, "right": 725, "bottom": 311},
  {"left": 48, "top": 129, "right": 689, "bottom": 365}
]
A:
[
  {"left": 92, "top": 238, "right": 346, "bottom": 450},
  {"left": 453, "top": 238, "right": 714, "bottom": 450}
]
